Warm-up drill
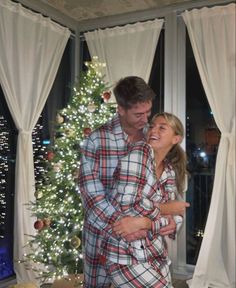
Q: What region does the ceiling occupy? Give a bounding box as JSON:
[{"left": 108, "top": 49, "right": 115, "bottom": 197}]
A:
[
  {"left": 36, "top": 0, "right": 194, "bottom": 22},
  {"left": 17, "top": 0, "right": 231, "bottom": 31}
]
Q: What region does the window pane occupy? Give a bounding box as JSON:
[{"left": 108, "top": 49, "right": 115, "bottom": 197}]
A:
[
  {"left": 149, "top": 28, "right": 164, "bottom": 116},
  {"left": 0, "top": 37, "right": 74, "bottom": 282},
  {"left": 43, "top": 38, "right": 73, "bottom": 144},
  {"left": 33, "top": 38, "right": 73, "bottom": 183},
  {"left": 0, "top": 87, "right": 17, "bottom": 280},
  {"left": 185, "top": 32, "right": 221, "bottom": 265}
]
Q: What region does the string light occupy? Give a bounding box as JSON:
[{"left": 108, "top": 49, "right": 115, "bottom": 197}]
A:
[{"left": 20, "top": 57, "right": 116, "bottom": 282}]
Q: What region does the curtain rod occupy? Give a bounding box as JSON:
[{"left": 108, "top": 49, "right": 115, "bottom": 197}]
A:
[
  {"left": 79, "top": 18, "right": 166, "bottom": 40},
  {"left": 78, "top": 0, "right": 233, "bottom": 37}
]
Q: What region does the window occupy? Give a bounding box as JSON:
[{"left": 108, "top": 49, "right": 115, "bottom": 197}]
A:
[
  {"left": 42, "top": 38, "right": 74, "bottom": 144},
  {"left": 80, "top": 6, "right": 225, "bottom": 277},
  {"left": 149, "top": 29, "right": 165, "bottom": 116},
  {"left": 185, "top": 32, "right": 220, "bottom": 265},
  {"left": 0, "top": 37, "right": 74, "bottom": 282},
  {"left": 0, "top": 88, "right": 17, "bottom": 280},
  {"left": 162, "top": 12, "right": 222, "bottom": 277}
]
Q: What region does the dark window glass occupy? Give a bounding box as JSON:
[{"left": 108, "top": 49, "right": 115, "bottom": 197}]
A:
[
  {"left": 0, "top": 87, "right": 17, "bottom": 280},
  {"left": 42, "top": 38, "right": 73, "bottom": 144},
  {"left": 149, "top": 29, "right": 164, "bottom": 116},
  {"left": 185, "top": 32, "right": 220, "bottom": 265},
  {"left": 80, "top": 36, "right": 91, "bottom": 71},
  {"left": 0, "top": 37, "right": 73, "bottom": 281}
]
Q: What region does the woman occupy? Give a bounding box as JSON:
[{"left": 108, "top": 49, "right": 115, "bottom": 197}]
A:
[{"left": 99, "top": 112, "right": 188, "bottom": 288}]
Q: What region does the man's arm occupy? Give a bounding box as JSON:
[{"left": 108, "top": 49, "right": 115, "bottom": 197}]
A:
[
  {"left": 113, "top": 215, "right": 185, "bottom": 241},
  {"left": 79, "top": 137, "right": 122, "bottom": 232},
  {"left": 112, "top": 215, "right": 177, "bottom": 241},
  {"left": 113, "top": 143, "right": 161, "bottom": 221}
]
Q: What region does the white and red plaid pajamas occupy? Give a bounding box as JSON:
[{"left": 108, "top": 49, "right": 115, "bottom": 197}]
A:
[
  {"left": 79, "top": 114, "right": 182, "bottom": 287},
  {"left": 106, "top": 260, "right": 172, "bottom": 287},
  {"left": 98, "top": 142, "right": 182, "bottom": 287},
  {"left": 79, "top": 114, "right": 148, "bottom": 287}
]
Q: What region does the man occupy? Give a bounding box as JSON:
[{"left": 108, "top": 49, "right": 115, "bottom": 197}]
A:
[{"left": 79, "top": 76, "right": 189, "bottom": 288}]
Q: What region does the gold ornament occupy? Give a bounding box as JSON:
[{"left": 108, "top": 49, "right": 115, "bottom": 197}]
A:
[
  {"left": 53, "top": 163, "right": 62, "bottom": 172},
  {"left": 65, "top": 128, "right": 75, "bottom": 137},
  {"left": 72, "top": 168, "right": 80, "bottom": 179},
  {"left": 56, "top": 113, "right": 64, "bottom": 124},
  {"left": 70, "top": 236, "right": 81, "bottom": 248},
  {"left": 87, "top": 103, "right": 97, "bottom": 112},
  {"left": 34, "top": 190, "right": 43, "bottom": 199},
  {"left": 43, "top": 218, "right": 51, "bottom": 227}
]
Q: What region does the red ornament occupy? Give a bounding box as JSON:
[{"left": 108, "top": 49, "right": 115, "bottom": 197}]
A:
[
  {"left": 102, "top": 91, "right": 111, "bottom": 102},
  {"left": 46, "top": 151, "right": 54, "bottom": 161},
  {"left": 83, "top": 127, "right": 92, "bottom": 137},
  {"left": 34, "top": 219, "right": 44, "bottom": 230}
]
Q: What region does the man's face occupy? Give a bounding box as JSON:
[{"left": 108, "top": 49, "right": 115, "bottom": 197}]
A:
[{"left": 118, "top": 101, "right": 152, "bottom": 131}]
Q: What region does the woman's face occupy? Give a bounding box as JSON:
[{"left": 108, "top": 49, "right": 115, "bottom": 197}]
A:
[{"left": 147, "top": 116, "right": 180, "bottom": 151}]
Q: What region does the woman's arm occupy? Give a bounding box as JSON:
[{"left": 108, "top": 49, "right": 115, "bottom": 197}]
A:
[{"left": 159, "top": 200, "right": 190, "bottom": 216}]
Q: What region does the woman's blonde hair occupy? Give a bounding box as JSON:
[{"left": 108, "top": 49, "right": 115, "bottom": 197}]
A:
[{"left": 151, "top": 112, "right": 187, "bottom": 194}]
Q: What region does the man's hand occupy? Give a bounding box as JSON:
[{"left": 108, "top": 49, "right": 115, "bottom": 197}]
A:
[
  {"left": 112, "top": 216, "right": 151, "bottom": 238},
  {"left": 159, "top": 215, "right": 176, "bottom": 236},
  {"left": 123, "top": 229, "right": 148, "bottom": 242},
  {"left": 159, "top": 200, "right": 190, "bottom": 216}
]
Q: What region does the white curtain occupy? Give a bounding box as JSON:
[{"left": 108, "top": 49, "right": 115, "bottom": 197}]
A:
[
  {"left": 0, "top": 0, "right": 70, "bottom": 284},
  {"left": 182, "top": 4, "right": 235, "bottom": 288},
  {"left": 84, "top": 19, "right": 163, "bottom": 101}
]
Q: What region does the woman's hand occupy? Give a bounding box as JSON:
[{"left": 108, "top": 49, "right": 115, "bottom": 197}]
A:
[
  {"left": 159, "top": 215, "right": 176, "bottom": 235},
  {"left": 159, "top": 200, "right": 190, "bottom": 216}
]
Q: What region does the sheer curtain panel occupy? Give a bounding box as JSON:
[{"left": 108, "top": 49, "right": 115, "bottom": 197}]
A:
[
  {"left": 0, "top": 0, "right": 70, "bottom": 283},
  {"left": 182, "top": 4, "right": 235, "bottom": 288},
  {"left": 84, "top": 19, "right": 163, "bottom": 101}
]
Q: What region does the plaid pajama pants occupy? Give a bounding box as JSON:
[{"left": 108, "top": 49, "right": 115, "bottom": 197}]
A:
[
  {"left": 82, "top": 222, "right": 112, "bottom": 288},
  {"left": 105, "top": 260, "right": 173, "bottom": 288}
]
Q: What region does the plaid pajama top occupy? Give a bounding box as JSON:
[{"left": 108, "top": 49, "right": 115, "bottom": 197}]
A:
[
  {"left": 99, "top": 142, "right": 183, "bottom": 267},
  {"left": 79, "top": 114, "right": 161, "bottom": 274},
  {"left": 79, "top": 114, "right": 155, "bottom": 232}
]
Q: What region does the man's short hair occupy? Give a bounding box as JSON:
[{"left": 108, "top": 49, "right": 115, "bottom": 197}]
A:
[{"left": 113, "top": 76, "right": 156, "bottom": 109}]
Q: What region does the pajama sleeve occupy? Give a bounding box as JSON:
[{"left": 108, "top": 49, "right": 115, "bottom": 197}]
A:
[
  {"left": 79, "top": 136, "right": 122, "bottom": 233},
  {"left": 112, "top": 143, "right": 161, "bottom": 221}
]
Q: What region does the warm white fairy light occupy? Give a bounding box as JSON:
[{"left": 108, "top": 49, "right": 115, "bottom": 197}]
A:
[{"left": 21, "top": 58, "right": 116, "bottom": 282}]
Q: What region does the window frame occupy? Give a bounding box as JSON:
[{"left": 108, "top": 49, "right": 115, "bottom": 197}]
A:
[
  {"left": 164, "top": 13, "right": 195, "bottom": 278},
  {"left": 76, "top": 2, "right": 232, "bottom": 278}
]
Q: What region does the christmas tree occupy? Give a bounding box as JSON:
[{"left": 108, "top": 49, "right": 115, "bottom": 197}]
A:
[{"left": 21, "top": 57, "right": 116, "bottom": 283}]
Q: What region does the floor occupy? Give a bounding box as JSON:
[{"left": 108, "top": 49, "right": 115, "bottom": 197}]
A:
[
  {"left": 0, "top": 277, "right": 190, "bottom": 288},
  {"left": 49, "top": 276, "right": 190, "bottom": 288},
  {"left": 173, "top": 278, "right": 189, "bottom": 288}
]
